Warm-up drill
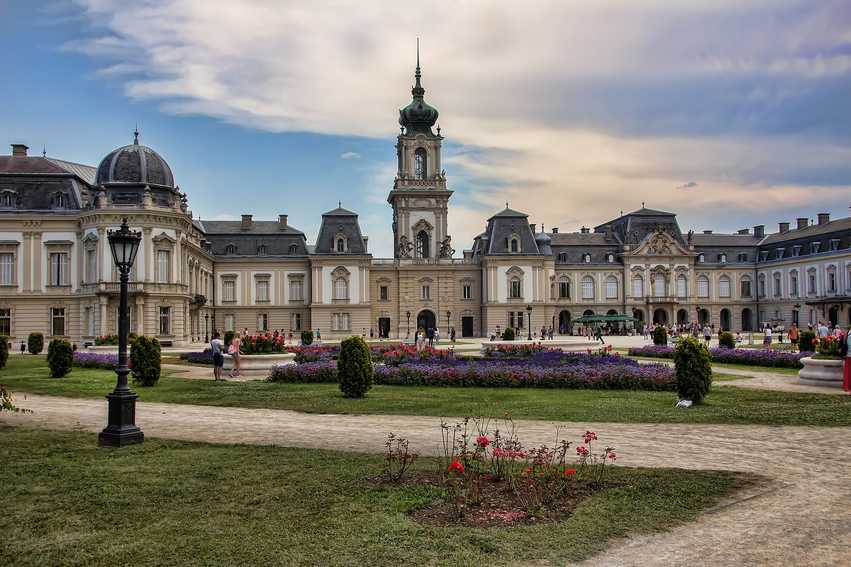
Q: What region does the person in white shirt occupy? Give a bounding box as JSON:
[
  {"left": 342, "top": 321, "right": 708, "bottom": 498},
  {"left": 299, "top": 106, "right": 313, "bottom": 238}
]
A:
[
  {"left": 210, "top": 332, "right": 224, "bottom": 381},
  {"left": 763, "top": 326, "right": 773, "bottom": 348}
]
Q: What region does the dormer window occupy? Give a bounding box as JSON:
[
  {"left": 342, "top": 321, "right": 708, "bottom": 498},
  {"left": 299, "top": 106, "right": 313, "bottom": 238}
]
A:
[
  {"left": 583, "top": 253, "right": 591, "bottom": 263},
  {"left": 697, "top": 253, "right": 705, "bottom": 263},
  {"left": 224, "top": 244, "right": 236, "bottom": 255},
  {"left": 334, "top": 233, "right": 348, "bottom": 253},
  {"left": 414, "top": 148, "right": 427, "bottom": 180},
  {"left": 829, "top": 239, "right": 840, "bottom": 251},
  {"left": 759, "top": 251, "right": 769, "bottom": 262},
  {"left": 737, "top": 253, "right": 748, "bottom": 262},
  {"left": 257, "top": 245, "right": 268, "bottom": 256},
  {"left": 775, "top": 248, "right": 784, "bottom": 259},
  {"left": 53, "top": 192, "right": 66, "bottom": 209},
  {"left": 792, "top": 246, "right": 801, "bottom": 257},
  {"left": 811, "top": 242, "right": 821, "bottom": 254},
  {"left": 718, "top": 253, "right": 727, "bottom": 263},
  {"left": 509, "top": 236, "right": 520, "bottom": 253},
  {"left": 0, "top": 191, "right": 16, "bottom": 208},
  {"left": 558, "top": 253, "right": 567, "bottom": 263},
  {"left": 288, "top": 244, "right": 298, "bottom": 255},
  {"left": 606, "top": 253, "right": 614, "bottom": 263}
]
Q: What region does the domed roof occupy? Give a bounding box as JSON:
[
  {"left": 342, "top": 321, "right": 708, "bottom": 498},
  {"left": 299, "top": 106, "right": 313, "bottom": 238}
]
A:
[
  {"left": 399, "top": 47, "right": 439, "bottom": 134},
  {"left": 535, "top": 231, "right": 552, "bottom": 243},
  {"left": 95, "top": 130, "right": 175, "bottom": 188}
]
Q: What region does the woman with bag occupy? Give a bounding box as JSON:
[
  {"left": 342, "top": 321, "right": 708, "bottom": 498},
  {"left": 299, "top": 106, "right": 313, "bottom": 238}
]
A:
[{"left": 229, "top": 334, "right": 242, "bottom": 378}]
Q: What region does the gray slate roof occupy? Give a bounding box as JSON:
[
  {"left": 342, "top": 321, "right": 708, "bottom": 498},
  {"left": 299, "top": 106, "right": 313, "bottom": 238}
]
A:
[
  {"left": 47, "top": 158, "right": 97, "bottom": 186},
  {"left": 199, "top": 220, "right": 305, "bottom": 235}
]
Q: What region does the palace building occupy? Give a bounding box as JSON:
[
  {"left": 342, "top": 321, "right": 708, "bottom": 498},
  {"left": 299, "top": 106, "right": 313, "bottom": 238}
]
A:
[{"left": 1, "top": 58, "right": 849, "bottom": 345}]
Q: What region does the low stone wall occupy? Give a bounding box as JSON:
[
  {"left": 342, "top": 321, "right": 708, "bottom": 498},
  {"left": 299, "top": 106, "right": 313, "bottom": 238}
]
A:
[{"left": 797, "top": 357, "right": 844, "bottom": 388}]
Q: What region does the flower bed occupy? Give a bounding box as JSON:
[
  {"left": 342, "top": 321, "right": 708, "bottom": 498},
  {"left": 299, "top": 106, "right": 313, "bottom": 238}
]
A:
[
  {"left": 179, "top": 351, "right": 214, "bottom": 365},
  {"left": 269, "top": 351, "right": 675, "bottom": 390},
  {"left": 72, "top": 351, "right": 118, "bottom": 370},
  {"left": 628, "top": 345, "right": 812, "bottom": 368},
  {"left": 481, "top": 343, "right": 549, "bottom": 358},
  {"left": 813, "top": 332, "right": 847, "bottom": 358}
]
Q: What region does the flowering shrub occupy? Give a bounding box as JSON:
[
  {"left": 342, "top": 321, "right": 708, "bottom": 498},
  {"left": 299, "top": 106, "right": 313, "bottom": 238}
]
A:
[
  {"left": 240, "top": 333, "right": 288, "bottom": 354},
  {"left": 94, "top": 333, "right": 138, "bottom": 346},
  {"left": 628, "top": 344, "right": 812, "bottom": 369},
  {"left": 481, "top": 342, "right": 548, "bottom": 358},
  {"left": 179, "top": 350, "right": 214, "bottom": 365},
  {"left": 813, "top": 333, "right": 846, "bottom": 358},
  {"left": 73, "top": 351, "right": 118, "bottom": 370},
  {"left": 383, "top": 433, "right": 418, "bottom": 482}
]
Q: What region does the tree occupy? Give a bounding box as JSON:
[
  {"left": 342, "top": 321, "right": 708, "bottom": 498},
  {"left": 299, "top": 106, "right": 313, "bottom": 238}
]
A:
[
  {"left": 130, "top": 336, "right": 162, "bottom": 387},
  {"left": 46, "top": 339, "right": 73, "bottom": 378},
  {"left": 338, "top": 336, "right": 373, "bottom": 398},
  {"left": 673, "top": 336, "right": 712, "bottom": 404},
  {"left": 27, "top": 332, "right": 44, "bottom": 355}
]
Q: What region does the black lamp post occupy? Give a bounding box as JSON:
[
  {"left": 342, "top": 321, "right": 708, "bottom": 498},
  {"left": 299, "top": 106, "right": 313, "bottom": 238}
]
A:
[
  {"left": 99, "top": 218, "right": 144, "bottom": 447},
  {"left": 204, "top": 313, "right": 210, "bottom": 343},
  {"left": 406, "top": 310, "right": 411, "bottom": 339},
  {"left": 526, "top": 304, "right": 533, "bottom": 341},
  {"left": 446, "top": 310, "right": 451, "bottom": 333}
]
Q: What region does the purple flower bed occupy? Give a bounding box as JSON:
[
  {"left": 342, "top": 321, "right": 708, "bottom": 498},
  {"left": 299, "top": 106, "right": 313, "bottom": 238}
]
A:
[
  {"left": 267, "top": 352, "right": 675, "bottom": 391},
  {"left": 72, "top": 351, "right": 118, "bottom": 370},
  {"left": 180, "top": 350, "right": 214, "bottom": 365},
  {"left": 628, "top": 345, "right": 812, "bottom": 369}
]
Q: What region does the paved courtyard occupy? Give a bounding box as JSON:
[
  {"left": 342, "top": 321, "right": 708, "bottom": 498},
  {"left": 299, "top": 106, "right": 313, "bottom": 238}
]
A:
[{"left": 2, "top": 394, "right": 849, "bottom": 567}]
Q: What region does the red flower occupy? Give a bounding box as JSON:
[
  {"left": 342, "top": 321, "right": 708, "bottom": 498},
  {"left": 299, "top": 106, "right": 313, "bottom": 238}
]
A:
[
  {"left": 608, "top": 452, "right": 617, "bottom": 461},
  {"left": 576, "top": 446, "right": 590, "bottom": 457},
  {"left": 583, "top": 430, "right": 598, "bottom": 444},
  {"left": 447, "top": 459, "right": 464, "bottom": 475},
  {"left": 563, "top": 468, "right": 577, "bottom": 476},
  {"left": 475, "top": 435, "right": 490, "bottom": 448}
]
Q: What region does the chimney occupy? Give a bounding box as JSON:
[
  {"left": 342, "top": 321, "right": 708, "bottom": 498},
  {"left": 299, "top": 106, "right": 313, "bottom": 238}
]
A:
[
  {"left": 278, "top": 214, "right": 288, "bottom": 229},
  {"left": 362, "top": 236, "right": 368, "bottom": 253},
  {"left": 552, "top": 227, "right": 559, "bottom": 234},
  {"left": 11, "top": 144, "right": 28, "bottom": 157},
  {"left": 796, "top": 217, "right": 808, "bottom": 230},
  {"left": 754, "top": 225, "right": 765, "bottom": 238},
  {"left": 779, "top": 222, "right": 790, "bottom": 233},
  {"left": 817, "top": 212, "right": 830, "bottom": 225},
  {"left": 580, "top": 226, "right": 590, "bottom": 234},
  {"left": 737, "top": 229, "right": 750, "bottom": 235},
  {"left": 703, "top": 230, "right": 713, "bottom": 234},
  {"left": 530, "top": 223, "right": 536, "bottom": 233},
  {"left": 241, "top": 214, "right": 253, "bottom": 230}
]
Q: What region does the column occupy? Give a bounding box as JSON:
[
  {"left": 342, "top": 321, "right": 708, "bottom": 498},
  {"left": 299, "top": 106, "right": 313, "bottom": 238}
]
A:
[
  {"left": 97, "top": 227, "right": 108, "bottom": 281},
  {"left": 143, "top": 227, "right": 153, "bottom": 283},
  {"left": 174, "top": 230, "right": 182, "bottom": 285},
  {"left": 99, "top": 298, "right": 108, "bottom": 336},
  {"left": 136, "top": 300, "right": 145, "bottom": 336}
]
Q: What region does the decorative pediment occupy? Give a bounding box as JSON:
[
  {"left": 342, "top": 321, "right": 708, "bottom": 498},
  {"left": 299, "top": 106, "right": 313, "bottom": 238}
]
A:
[
  {"left": 331, "top": 266, "right": 351, "bottom": 278},
  {"left": 152, "top": 232, "right": 176, "bottom": 244},
  {"left": 632, "top": 229, "right": 689, "bottom": 257},
  {"left": 412, "top": 219, "right": 433, "bottom": 232},
  {"left": 506, "top": 266, "right": 525, "bottom": 277}
]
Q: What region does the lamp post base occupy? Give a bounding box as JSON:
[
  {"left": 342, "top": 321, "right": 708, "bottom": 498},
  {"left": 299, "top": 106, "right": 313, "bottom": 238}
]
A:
[{"left": 98, "top": 390, "right": 144, "bottom": 447}]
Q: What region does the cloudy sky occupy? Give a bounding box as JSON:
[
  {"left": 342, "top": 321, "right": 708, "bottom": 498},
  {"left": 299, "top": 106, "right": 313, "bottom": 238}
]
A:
[{"left": 3, "top": 1, "right": 850, "bottom": 255}]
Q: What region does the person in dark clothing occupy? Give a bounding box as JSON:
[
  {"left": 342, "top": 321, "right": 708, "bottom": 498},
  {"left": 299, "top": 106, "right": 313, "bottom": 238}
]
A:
[
  {"left": 594, "top": 326, "right": 605, "bottom": 344},
  {"left": 427, "top": 326, "right": 435, "bottom": 347}
]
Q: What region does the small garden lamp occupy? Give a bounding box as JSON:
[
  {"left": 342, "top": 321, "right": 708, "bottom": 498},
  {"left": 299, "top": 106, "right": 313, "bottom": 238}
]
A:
[
  {"left": 99, "top": 218, "right": 144, "bottom": 447},
  {"left": 446, "top": 310, "right": 451, "bottom": 331},
  {"left": 406, "top": 310, "right": 411, "bottom": 339},
  {"left": 204, "top": 313, "right": 210, "bottom": 343},
  {"left": 526, "top": 304, "right": 533, "bottom": 340}
]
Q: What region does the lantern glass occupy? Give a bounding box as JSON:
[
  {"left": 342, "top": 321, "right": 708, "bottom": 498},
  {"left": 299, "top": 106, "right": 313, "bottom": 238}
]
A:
[{"left": 108, "top": 220, "right": 142, "bottom": 271}]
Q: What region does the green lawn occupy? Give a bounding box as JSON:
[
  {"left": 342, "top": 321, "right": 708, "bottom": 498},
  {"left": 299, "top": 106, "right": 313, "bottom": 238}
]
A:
[
  {"left": 3, "top": 356, "right": 850, "bottom": 426},
  {"left": 0, "top": 426, "right": 753, "bottom": 567}
]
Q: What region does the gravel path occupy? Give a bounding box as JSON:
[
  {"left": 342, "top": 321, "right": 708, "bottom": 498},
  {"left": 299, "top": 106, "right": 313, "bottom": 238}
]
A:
[{"left": 2, "top": 394, "right": 849, "bottom": 566}]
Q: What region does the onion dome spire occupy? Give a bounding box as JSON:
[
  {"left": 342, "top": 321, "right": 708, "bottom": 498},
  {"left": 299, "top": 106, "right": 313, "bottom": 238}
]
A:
[{"left": 399, "top": 38, "right": 439, "bottom": 134}]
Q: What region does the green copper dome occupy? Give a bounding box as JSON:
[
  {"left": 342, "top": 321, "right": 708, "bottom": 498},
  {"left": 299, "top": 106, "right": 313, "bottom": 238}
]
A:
[{"left": 399, "top": 48, "right": 439, "bottom": 134}]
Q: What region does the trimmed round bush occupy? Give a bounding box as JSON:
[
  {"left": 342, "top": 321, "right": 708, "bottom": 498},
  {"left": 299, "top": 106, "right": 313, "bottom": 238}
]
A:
[
  {"left": 799, "top": 331, "right": 816, "bottom": 352},
  {"left": 501, "top": 327, "right": 516, "bottom": 341},
  {"left": 301, "top": 330, "right": 314, "bottom": 346},
  {"left": 0, "top": 335, "right": 8, "bottom": 369},
  {"left": 27, "top": 332, "right": 44, "bottom": 355},
  {"left": 718, "top": 331, "right": 735, "bottom": 349},
  {"left": 338, "top": 335, "right": 373, "bottom": 398},
  {"left": 130, "top": 336, "right": 161, "bottom": 387},
  {"left": 47, "top": 339, "right": 73, "bottom": 378},
  {"left": 652, "top": 325, "right": 668, "bottom": 346},
  {"left": 673, "top": 336, "right": 712, "bottom": 404}
]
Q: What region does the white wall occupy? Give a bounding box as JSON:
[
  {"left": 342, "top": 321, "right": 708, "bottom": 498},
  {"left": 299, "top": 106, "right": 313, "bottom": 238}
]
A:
[{"left": 322, "top": 265, "right": 360, "bottom": 304}]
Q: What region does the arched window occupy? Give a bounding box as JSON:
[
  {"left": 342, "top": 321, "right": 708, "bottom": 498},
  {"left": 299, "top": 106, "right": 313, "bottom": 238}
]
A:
[
  {"left": 557, "top": 253, "right": 567, "bottom": 263},
  {"left": 583, "top": 253, "right": 591, "bottom": 263},
  {"left": 0, "top": 191, "right": 15, "bottom": 208},
  {"left": 632, "top": 275, "right": 644, "bottom": 298},
  {"left": 676, "top": 275, "right": 687, "bottom": 297},
  {"left": 605, "top": 276, "right": 618, "bottom": 299},
  {"left": 773, "top": 273, "right": 782, "bottom": 297},
  {"left": 697, "top": 253, "right": 705, "bottom": 263},
  {"left": 653, "top": 273, "right": 666, "bottom": 297},
  {"left": 697, "top": 275, "right": 709, "bottom": 298},
  {"left": 758, "top": 274, "right": 766, "bottom": 297},
  {"left": 416, "top": 230, "right": 430, "bottom": 258},
  {"left": 288, "top": 244, "right": 298, "bottom": 255},
  {"left": 789, "top": 271, "right": 799, "bottom": 296},
  {"left": 740, "top": 276, "right": 752, "bottom": 298},
  {"left": 224, "top": 244, "right": 236, "bottom": 255},
  {"left": 606, "top": 253, "right": 615, "bottom": 263},
  {"left": 558, "top": 277, "right": 570, "bottom": 299},
  {"left": 414, "top": 148, "right": 427, "bottom": 180},
  {"left": 582, "top": 276, "right": 595, "bottom": 300},
  {"left": 509, "top": 277, "right": 522, "bottom": 298},
  {"left": 510, "top": 237, "right": 519, "bottom": 253},
  {"left": 54, "top": 193, "right": 66, "bottom": 208},
  {"left": 335, "top": 237, "right": 346, "bottom": 253},
  {"left": 257, "top": 245, "right": 267, "bottom": 256},
  {"left": 719, "top": 275, "right": 731, "bottom": 297},
  {"left": 334, "top": 277, "right": 348, "bottom": 300}
]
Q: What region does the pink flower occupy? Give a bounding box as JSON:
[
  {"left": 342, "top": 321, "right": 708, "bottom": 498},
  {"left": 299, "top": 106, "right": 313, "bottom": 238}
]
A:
[
  {"left": 583, "top": 431, "right": 598, "bottom": 444},
  {"left": 476, "top": 435, "right": 490, "bottom": 448},
  {"left": 576, "top": 446, "right": 590, "bottom": 457},
  {"left": 608, "top": 452, "right": 617, "bottom": 461}
]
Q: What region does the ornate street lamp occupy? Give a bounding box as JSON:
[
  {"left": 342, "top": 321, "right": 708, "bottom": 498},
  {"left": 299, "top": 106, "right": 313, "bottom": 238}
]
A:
[
  {"left": 99, "top": 218, "right": 144, "bottom": 447},
  {"left": 526, "top": 304, "right": 533, "bottom": 341},
  {"left": 406, "top": 310, "right": 411, "bottom": 339}
]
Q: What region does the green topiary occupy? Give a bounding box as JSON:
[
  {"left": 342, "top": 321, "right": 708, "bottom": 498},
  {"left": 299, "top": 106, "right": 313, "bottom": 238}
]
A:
[
  {"left": 651, "top": 325, "right": 668, "bottom": 346},
  {"left": 799, "top": 331, "right": 816, "bottom": 352},
  {"left": 224, "top": 331, "right": 235, "bottom": 347},
  {"left": 301, "top": 330, "right": 314, "bottom": 346},
  {"left": 718, "top": 331, "right": 735, "bottom": 349},
  {"left": 27, "top": 332, "right": 44, "bottom": 355},
  {"left": 673, "top": 336, "right": 712, "bottom": 404},
  {"left": 0, "top": 335, "right": 8, "bottom": 369},
  {"left": 46, "top": 339, "right": 73, "bottom": 378},
  {"left": 501, "top": 327, "right": 516, "bottom": 341},
  {"left": 338, "top": 335, "right": 373, "bottom": 398},
  {"left": 130, "top": 336, "right": 161, "bottom": 387}
]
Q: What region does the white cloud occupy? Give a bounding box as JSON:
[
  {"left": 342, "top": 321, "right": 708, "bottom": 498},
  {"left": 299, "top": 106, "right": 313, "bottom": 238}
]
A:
[{"left": 66, "top": 0, "right": 851, "bottom": 253}]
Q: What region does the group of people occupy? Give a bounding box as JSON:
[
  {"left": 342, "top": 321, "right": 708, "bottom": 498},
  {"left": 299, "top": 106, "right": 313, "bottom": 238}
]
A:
[{"left": 413, "top": 326, "right": 456, "bottom": 351}]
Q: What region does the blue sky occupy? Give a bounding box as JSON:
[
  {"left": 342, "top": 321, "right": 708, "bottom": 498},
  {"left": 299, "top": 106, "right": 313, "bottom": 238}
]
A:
[{"left": 3, "top": 1, "right": 850, "bottom": 256}]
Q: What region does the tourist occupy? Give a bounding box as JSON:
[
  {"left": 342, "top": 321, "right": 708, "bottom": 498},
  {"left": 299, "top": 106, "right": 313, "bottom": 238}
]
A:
[
  {"left": 316, "top": 328, "right": 321, "bottom": 344},
  {"left": 703, "top": 324, "right": 712, "bottom": 346},
  {"left": 842, "top": 327, "right": 850, "bottom": 393},
  {"left": 735, "top": 331, "right": 743, "bottom": 345},
  {"left": 427, "top": 326, "right": 435, "bottom": 347},
  {"left": 434, "top": 326, "right": 440, "bottom": 344},
  {"left": 228, "top": 333, "right": 242, "bottom": 378},
  {"left": 450, "top": 327, "right": 456, "bottom": 343},
  {"left": 789, "top": 323, "right": 799, "bottom": 351},
  {"left": 763, "top": 325, "right": 773, "bottom": 348},
  {"left": 20, "top": 341, "right": 25, "bottom": 354},
  {"left": 594, "top": 326, "right": 605, "bottom": 345},
  {"left": 210, "top": 332, "right": 224, "bottom": 381},
  {"left": 817, "top": 321, "right": 829, "bottom": 339}
]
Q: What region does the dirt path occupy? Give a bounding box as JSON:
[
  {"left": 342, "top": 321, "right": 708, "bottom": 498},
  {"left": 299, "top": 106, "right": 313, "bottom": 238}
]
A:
[{"left": 2, "top": 394, "right": 850, "bottom": 566}]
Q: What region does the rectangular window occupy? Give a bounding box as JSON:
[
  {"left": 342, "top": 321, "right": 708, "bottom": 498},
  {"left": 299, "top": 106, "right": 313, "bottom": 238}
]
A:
[
  {"left": 790, "top": 275, "right": 798, "bottom": 296},
  {"left": 516, "top": 311, "right": 524, "bottom": 329},
  {"left": 773, "top": 276, "right": 782, "bottom": 297},
  {"left": 697, "top": 278, "right": 709, "bottom": 298},
  {"left": 257, "top": 313, "right": 268, "bottom": 332},
  {"left": 421, "top": 285, "right": 430, "bottom": 300},
  {"left": 653, "top": 275, "right": 665, "bottom": 297},
  {"left": 85, "top": 249, "right": 97, "bottom": 283},
  {"left": 828, "top": 272, "right": 836, "bottom": 292},
  {"left": 719, "top": 279, "right": 731, "bottom": 298},
  {"left": 0, "top": 253, "right": 14, "bottom": 285},
  {"left": 85, "top": 306, "right": 94, "bottom": 337},
  {"left": 606, "top": 279, "right": 618, "bottom": 299},
  {"left": 380, "top": 285, "right": 389, "bottom": 301},
  {"left": 332, "top": 313, "right": 350, "bottom": 331},
  {"left": 510, "top": 280, "right": 522, "bottom": 298},
  {"left": 51, "top": 307, "right": 65, "bottom": 336},
  {"left": 291, "top": 312, "right": 302, "bottom": 331},
  {"left": 0, "top": 308, "right": 10, "bottom": 335},
  {"left": 462, "top": 283, "right": 473, "bottom": 300},
  {"left": 741, "top": 280, "right": 752, "bottom": 298},
  {"left": 156, "top": 250, "right": 170, "bottom": 283},
  {"left": 676, "top": 277, "right": 687, "bottom": 298},
  {"left": 808, "top": 273, "right": 817, "bottom": 294},
  {"left": 159, "top": 307, "right": 171, "bottom": 335},
  {"left": 224, "top": 314, "right": 235, "bottom": 332},
  {"left": 256, "top": 278, "right": 270, "bottom": 302},
  {"left": 48, "top": 252, "right": 69, "bottom": 286},
  {"left": 559, "top": 281, "right": 570, "bottom": 299},
  {"left": 222, "top": 279, "right": 236, "bottom": 302},
  {"left": 289, "top": 279, "right": 303, "bottom": 302},
  {"left": 582, "top": 279, "right": 594, "bottom": 300},
  {"left": 508, "top": 311, "right": 515, "bottom": 329}
]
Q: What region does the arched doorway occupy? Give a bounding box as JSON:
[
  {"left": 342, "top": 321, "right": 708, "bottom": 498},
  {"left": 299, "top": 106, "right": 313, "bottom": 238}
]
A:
[
  {"left": 583, "top": 309, "right": 594, "bottom": 317},
  {"left": 741, "top": 308, "right": 753, "bottom": 331},
  {"left": 416, "top": 309, "right": 436, "bottom": 333},
  {"left": 558, "top": 310, "right": 571, "bottom": 334},
  {"left": 720, "top": 308, "right": 731, "bottom": 331},
  {"left": 653, "top": 309, "right": 668, "bottom": 325},
  {"left": 676, "top": 309, "right": 689, "bottom": 325},
  {"left": 698, "top": 308, "right": 710, "bottom": 326},
  {"left": 632, "top": 308, "right": 645, "bottom": 324},
  {"left": 828, "top": 306, "right": 839, "bottom": 326}
]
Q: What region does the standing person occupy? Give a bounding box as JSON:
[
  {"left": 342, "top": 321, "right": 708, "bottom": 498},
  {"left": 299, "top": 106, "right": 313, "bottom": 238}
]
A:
[
  {"left": 703, "top": 324, "right": 712, "bottom": 346},
  {"left": 450, "top": 326, "right": 456, "bottom": 343},
  {"left": 594, "top": 325, "right": 605, "bottom": 345},
  {"left": 817, "top": 321, "right": 829, "bottom": 339},
  {"left": 315, "top": 328, "right": 321, "bottom": 344},
  {"left": 427, "top": 326, "right": 435, "bottom": 347},
  {"left": 789, "top": 323, "right": 799, "bottom": 352},
  {"left": 210, "top": 332, "right": 224, "bottom": 381},
  {"left": 20, "top": 341, "right": 25, "bottom": 354},
  {"left": 763, "top": 325, "right": 773, "bottom": 348},
  {"left": 228, "top": 333, "right": 242, "bottom": 378},
  {"left": 842, "top": 327, "right": 850, "bottom": 393}
]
